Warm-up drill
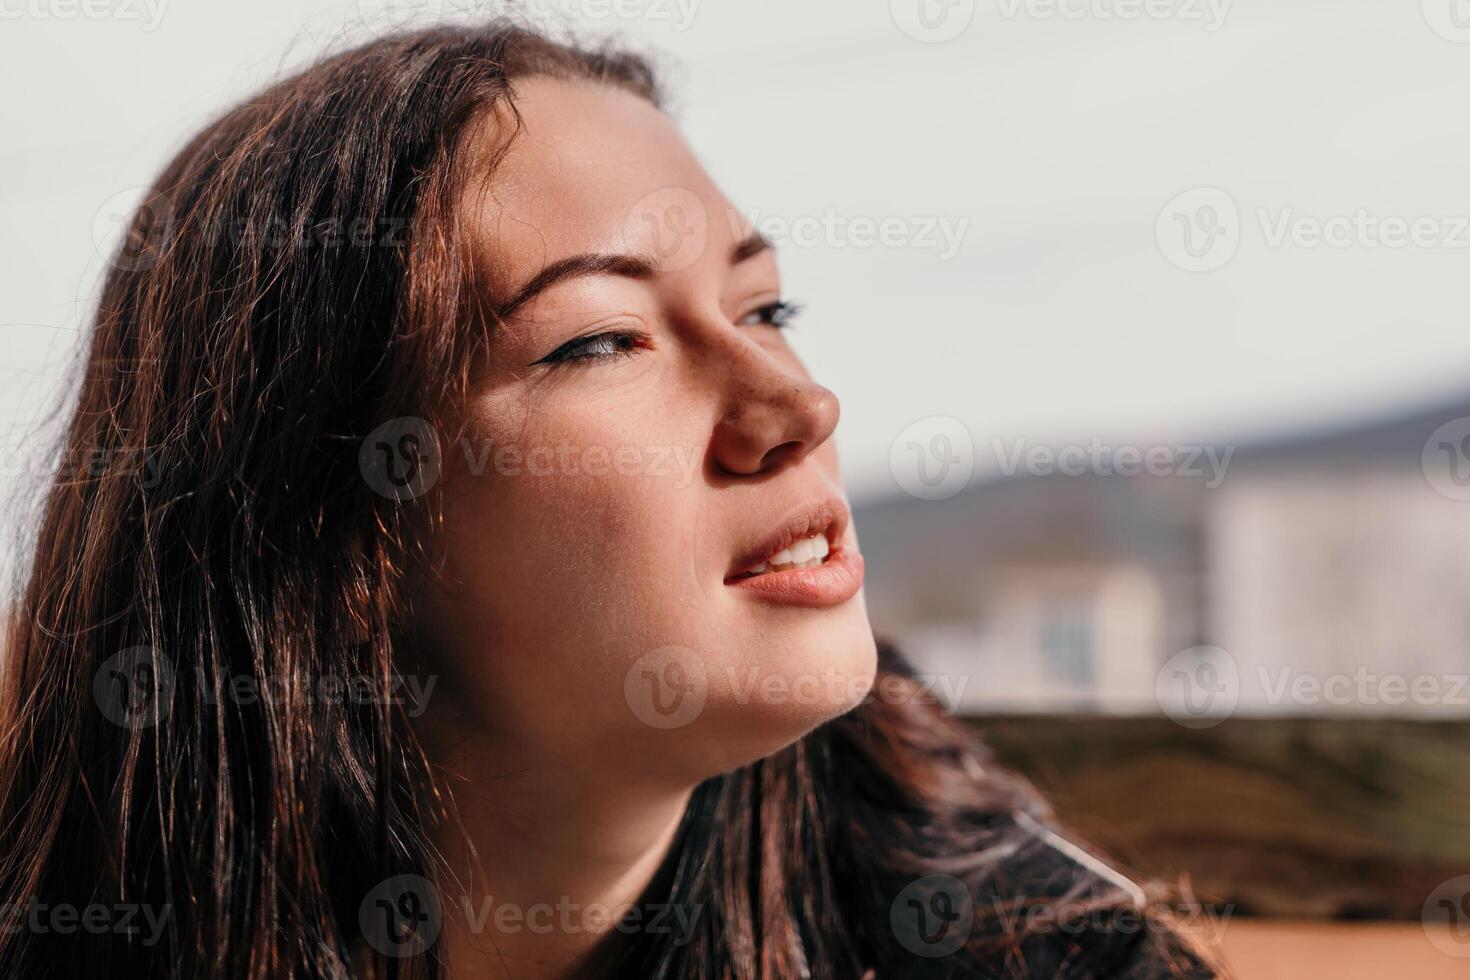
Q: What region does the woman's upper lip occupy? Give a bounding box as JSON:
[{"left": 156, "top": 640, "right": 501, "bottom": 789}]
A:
[{"left": 726, "top": 497, "right": 851, "bottom": 581}]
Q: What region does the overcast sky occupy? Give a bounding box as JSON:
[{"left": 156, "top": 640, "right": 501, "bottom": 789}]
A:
[{"left": 4, "top": 0, "right": 1470, "bottom": 578}]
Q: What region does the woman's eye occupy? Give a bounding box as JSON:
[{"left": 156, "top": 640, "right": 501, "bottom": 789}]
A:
[
  {"left": 537, "top": 331, "right": 650, "bottom": 366},
  {"left": 738, "top": 299, "right": 802, "bottom": 330}
]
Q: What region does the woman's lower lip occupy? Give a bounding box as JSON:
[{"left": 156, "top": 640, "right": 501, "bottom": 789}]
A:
[{"left": 725, "top": 546, "right": 865, "bottom": 608}]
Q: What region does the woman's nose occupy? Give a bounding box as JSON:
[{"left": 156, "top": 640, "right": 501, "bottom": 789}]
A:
[{"left": 708, "top": 361, "right": 841, "bottom": 477}]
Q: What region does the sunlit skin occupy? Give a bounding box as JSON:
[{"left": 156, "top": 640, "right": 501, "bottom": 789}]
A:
[{"left": 407, "top": 77, "right": 877, "bottom": 978}]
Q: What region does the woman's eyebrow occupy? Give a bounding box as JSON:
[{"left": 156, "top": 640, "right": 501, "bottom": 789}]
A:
[
  {"left": 496, "top": 231, "right": 775, "bottom": 319},
  {"left": 497, "top": 252, "right": 658, "bottom": 318},
  {"left": 731, "top": 230, "right": 773, "bottom": 263}
]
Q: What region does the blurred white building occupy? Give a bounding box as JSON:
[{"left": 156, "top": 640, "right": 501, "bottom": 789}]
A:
[{"left": 855, "top": 392, "right": 1470, "bottom": 717}]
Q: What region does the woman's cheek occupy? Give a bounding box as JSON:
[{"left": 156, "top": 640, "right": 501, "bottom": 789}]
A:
[{"left": 466, "top": 411, "right": 709, "bottom": 617}]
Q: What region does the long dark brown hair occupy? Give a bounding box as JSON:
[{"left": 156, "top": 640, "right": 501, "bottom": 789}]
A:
[{"left": 0, "top": 21, "right": 1221, "bottom": 979}]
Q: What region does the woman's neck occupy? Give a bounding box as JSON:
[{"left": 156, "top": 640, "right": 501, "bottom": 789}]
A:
[{"left": 426, "top": 732, "right": 694, "bottom": 979}]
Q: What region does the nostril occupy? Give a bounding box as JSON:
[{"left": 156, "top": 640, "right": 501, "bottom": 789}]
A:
[{"left": 758, "top": 441, "right": 804, "bottom": 471}]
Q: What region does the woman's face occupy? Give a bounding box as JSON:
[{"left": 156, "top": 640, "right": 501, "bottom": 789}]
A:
[{"left": 414, "top": 77, "right": 876, "bottom": 783}]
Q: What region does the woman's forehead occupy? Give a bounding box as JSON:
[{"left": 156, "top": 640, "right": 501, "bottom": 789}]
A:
[{"left": 463, "top": 75, "right": 740, "bottom": 290}]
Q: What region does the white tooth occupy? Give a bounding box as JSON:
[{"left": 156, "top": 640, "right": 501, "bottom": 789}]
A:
[
  {"left": 789, "top": 537, "right": 814, "bottom": 563},
  {"left": 811, "top": 536, "right": 830, "bottom": 559},
  {"left": 748, "top": 562, "right": 769, "bottom": 575},
  {"left": 768, "top": 547, "right": 794, "bottom": 566}
]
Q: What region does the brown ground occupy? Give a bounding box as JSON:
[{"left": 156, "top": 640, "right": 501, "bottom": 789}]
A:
[{"left": 1219, "top": 921, "right": 1469, "bottom": 979}]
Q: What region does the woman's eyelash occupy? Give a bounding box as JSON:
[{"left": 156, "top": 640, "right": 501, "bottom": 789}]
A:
[
  {"left": 537, "top": 331, "right": 650, "bottom": 365},
  {"left": 537, "top": 301, "right": 799, "bottom": 367},
  {"left": 741, "top": 299, "right": 802, "bottom": 329}
]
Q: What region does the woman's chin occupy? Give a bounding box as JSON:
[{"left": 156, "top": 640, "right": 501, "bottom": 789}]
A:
[{"left": 664, "top": 627, "right": 879, "bottom": 777}]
